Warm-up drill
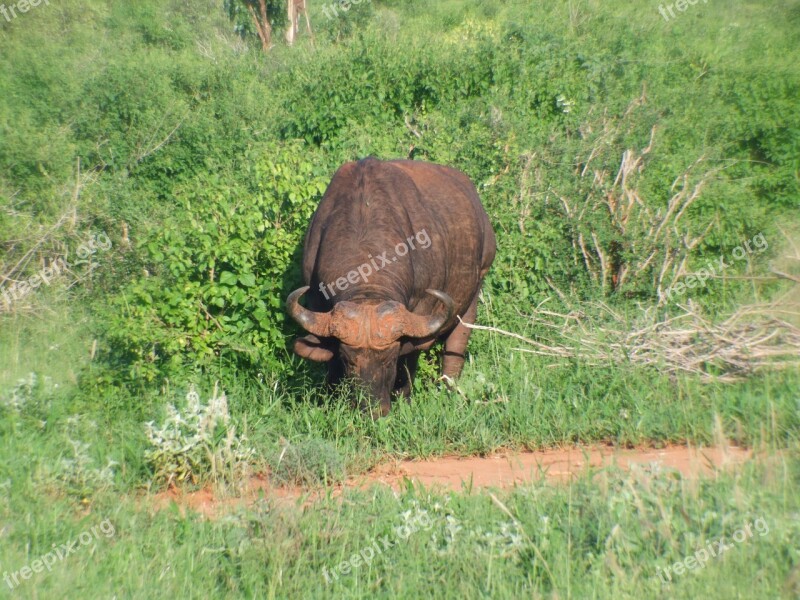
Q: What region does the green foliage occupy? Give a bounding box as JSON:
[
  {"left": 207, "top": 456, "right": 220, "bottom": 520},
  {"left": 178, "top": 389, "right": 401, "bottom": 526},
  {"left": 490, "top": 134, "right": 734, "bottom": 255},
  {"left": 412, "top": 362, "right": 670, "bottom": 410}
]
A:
[
  {"left": 1, "top": 3, "right": 799, "bottom": 596},
  {"left": 223, "top": 0, "right": 376, "bottom": 47},
  {"left": 314, "top": 0, "right": 376, "bottom": 43},
  {"left": 224, "top": 0, "right": 289, "bottom": 39},
  {"left": 101, "top": 142, "right": 329, "bottom": 381}
]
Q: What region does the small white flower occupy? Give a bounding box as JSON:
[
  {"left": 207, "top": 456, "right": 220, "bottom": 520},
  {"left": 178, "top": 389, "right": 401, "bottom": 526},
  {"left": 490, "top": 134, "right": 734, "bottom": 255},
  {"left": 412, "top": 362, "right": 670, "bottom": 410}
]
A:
[
  {"left": 556, "top": 94, "right": 575, "bottom": 114},
  {"left": 186, "top": 386, "right": 200, "bottom": 412}
]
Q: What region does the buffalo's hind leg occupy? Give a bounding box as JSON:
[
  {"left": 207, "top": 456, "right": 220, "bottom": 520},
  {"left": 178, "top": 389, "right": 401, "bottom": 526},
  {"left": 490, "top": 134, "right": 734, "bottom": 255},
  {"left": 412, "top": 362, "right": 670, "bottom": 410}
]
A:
[{"left": 442, "top": 291, "right": 480, "bottom": 380}]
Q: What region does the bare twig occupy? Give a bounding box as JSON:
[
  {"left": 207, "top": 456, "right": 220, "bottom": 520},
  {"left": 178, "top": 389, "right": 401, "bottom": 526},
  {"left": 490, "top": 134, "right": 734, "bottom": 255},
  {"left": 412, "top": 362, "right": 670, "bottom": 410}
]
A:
[
  {"left": 548, "top": 103, "right": 721, "bottom": 299},
  {"left": 403, "top": 115, "right": 422, "bottom": 139},
  {"left": 470, "top": 296, "right": 800, "bottom": 382},
  {"left": 132, "top": 113, "right": 188, "bottom": 165},
  {"left": 771, "top": 269, "right": 800, "bottom": 285}
]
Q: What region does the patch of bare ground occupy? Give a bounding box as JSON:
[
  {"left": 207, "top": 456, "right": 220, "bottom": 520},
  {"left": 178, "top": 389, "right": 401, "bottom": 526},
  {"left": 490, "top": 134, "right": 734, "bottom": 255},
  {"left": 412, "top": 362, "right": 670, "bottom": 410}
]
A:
[
  {"left": 364, "top": 443, "right": 752, "bottom": 490},
  {"left": 147, "top": 443, "right": 760, "bottom": 518}
]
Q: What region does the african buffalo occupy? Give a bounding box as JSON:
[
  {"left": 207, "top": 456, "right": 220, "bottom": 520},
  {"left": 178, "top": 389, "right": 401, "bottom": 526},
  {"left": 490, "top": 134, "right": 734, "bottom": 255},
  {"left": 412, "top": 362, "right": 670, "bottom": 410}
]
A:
[{"left": 286, "top": 158, "right": 496, "bottom": 416}]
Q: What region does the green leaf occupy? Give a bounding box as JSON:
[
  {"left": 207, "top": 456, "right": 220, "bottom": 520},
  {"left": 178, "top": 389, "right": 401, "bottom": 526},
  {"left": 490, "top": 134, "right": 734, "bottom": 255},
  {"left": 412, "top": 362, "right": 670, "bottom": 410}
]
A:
[
  {"left": 219, "top": 271, "right": 237, "bottom": 286},
  {"left": 239, "top": 273, "right": 256, "bottom": 287}
]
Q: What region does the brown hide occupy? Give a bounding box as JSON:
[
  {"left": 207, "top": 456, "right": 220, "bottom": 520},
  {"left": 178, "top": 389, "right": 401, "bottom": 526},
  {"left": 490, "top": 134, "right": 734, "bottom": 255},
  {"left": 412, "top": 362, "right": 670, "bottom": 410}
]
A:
[{"left": 287, "top": 158, "right": 496, "bottom": 413}]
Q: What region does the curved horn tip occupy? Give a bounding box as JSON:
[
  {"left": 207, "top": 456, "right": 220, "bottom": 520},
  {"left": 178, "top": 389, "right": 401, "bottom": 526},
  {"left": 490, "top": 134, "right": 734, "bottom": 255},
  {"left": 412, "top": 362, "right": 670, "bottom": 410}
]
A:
[
  {"left": 286, "top": 285, "right": 332, "bottom": 337},
  {"left": 425, "top": 289, "right": 455, "bottom": 319},
  {"left": 424, "top": 288, "right": 453, "bottom": 303},
  {"left": 397, "top": 289, "right": 455, "bottom": 339},
  {"left": 286, "top": 285, "right": 311, "bottom": 307}
]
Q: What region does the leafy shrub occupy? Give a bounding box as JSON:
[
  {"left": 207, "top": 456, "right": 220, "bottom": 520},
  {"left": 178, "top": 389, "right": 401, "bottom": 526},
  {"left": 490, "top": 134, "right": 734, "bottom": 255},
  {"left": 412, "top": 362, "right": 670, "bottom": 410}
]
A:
[
  {"left": 144, "top": 385, "right": 254, "bottom": 488},
  {"left": 56, "top": 438, "right": 118, "bottom": 500},
  {"left": 101, "top": 141, "right": 330, "bottom": 381}
]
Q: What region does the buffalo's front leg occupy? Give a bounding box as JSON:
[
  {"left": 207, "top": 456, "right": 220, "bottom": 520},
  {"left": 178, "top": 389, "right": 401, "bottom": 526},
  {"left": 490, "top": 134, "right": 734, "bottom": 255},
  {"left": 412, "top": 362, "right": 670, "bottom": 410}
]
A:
[
  {"left": 442, "top": 291, "right": 479, "bottom": 379},
  {"left": 394, "top": 350, "right": 421, "bottom": 399}
]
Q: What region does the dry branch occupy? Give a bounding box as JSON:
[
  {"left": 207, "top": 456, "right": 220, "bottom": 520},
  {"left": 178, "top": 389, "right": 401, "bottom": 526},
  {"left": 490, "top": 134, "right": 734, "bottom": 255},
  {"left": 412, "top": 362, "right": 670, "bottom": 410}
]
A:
[
  {"left": 464, "top": 297, "right": 800, "bottom": 382},
  {"left": 545, "top": 97, "right": 725, "bottom": 302}
]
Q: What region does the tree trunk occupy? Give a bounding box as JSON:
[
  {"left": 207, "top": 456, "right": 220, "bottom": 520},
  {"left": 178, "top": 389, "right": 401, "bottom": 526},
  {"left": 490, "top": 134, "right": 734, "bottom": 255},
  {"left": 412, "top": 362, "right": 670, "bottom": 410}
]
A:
[{"left": 247, "top": 0, "right": 272, "bottom": 51}]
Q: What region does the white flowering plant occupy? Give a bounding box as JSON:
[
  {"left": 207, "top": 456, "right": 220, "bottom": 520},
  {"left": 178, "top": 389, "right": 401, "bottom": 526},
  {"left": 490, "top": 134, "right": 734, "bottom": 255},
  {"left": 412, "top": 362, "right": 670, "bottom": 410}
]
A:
[
  {"left": 1, "top": 372, "right": 42, "bottom": 411},
  {"left": 57, "top": 437, "right": 118, "bottom": 500},
  {"left": 144, "top": 384, "right": 254, "bottom": 489}
]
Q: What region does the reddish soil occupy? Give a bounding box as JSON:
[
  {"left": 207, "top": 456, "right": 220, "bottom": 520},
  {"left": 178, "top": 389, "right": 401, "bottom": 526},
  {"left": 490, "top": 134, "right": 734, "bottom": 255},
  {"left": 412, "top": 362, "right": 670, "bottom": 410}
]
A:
[
  {"left": 150, "top": 444, "right": 752, "bottom": 518},
  {"left": 363, "top": 444, "right": 752, "bottom": 490}
]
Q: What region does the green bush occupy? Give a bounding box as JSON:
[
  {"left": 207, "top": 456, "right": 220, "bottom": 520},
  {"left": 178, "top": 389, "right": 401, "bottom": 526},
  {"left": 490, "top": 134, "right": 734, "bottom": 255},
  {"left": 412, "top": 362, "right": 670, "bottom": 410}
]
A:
[{"left": 100, "top": 142, "right": 330, "bottom": 381}]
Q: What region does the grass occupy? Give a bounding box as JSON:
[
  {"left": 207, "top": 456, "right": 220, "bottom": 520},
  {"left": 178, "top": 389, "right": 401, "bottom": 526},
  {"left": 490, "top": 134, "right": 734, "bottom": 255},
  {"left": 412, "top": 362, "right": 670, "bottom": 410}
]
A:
[
  {"left": 268, "top": 438, "right": 346, "bottom": 486},
  {"left": 2, "top": 298, "right": 799, "bottom": 482},
  {"left": 1, "top": 273, "right": 798, "bottom": 600},
  {"left": 2, "top": 300, "right": 797, "bottom": 597},
  {"left": 0, "top": 446, "right": 797, "bottom": 598}
]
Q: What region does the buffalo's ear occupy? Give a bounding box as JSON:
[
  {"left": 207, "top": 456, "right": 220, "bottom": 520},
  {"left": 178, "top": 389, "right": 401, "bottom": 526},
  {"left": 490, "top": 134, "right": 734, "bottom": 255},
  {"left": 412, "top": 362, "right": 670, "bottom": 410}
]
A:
[{"left": 293, "top": 335, "right": 335, "bottom": 362}]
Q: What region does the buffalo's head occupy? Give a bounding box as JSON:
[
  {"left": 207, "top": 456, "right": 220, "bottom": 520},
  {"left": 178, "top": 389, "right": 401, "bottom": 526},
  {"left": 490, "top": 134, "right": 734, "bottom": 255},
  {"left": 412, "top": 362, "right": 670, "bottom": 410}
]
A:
[{"left": 286, "top": 286, "right": 454, "bottom": 414}]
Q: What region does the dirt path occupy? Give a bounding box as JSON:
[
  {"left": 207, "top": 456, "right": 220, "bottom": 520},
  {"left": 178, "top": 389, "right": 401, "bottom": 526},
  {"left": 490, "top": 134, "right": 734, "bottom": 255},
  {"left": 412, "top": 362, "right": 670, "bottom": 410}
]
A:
[
  {"left": 362, "top": 444, "right": 751, "bottom": 490},
  {"left": 151, "top": 444, "right": 752, "bottom": 518}
]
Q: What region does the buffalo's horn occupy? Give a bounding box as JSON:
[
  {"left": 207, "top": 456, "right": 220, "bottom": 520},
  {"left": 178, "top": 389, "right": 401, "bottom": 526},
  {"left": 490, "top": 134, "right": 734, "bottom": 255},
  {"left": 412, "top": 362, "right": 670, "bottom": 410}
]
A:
[
  {"left": 403, "top": 289, "right": 455, "bottom": 338},
  {"left": 286, "top": 286, "right": 333, "bottom": 337}
]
